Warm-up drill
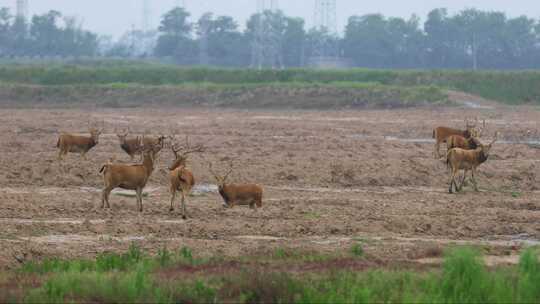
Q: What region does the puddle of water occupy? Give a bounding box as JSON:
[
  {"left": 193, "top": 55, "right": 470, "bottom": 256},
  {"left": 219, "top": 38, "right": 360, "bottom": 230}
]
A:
[
  {"left": 236, "top": 235, "right": 284, "bottom": 241},
  {"left": 462, "top": 101, "right": 494, "bottom": 110},
  {"left": 192, "top": 183, "right": 218, "bottom": 196},
  {"left": 348, "top": 135, "right": 540, "bottom": 145},
  {"left": 417, "top": 255, "right": 519, "bottom": 266}
]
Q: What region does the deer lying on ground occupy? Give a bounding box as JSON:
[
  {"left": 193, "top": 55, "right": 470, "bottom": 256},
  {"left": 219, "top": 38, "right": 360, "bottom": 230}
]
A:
[
  {"left": 57, "top": 122, "right": 104, "bottom": 160},
  {"left": 433, "top": 118, "right": 484, "bottom": 159},
  {"left": 447, "top": 133, "right": 498, "bottom": 193},
  {"left": 100, "top": 140, "right": 161, "bottom": 212},
  {"left": 208, "top": 161, "right": 263, "bottom": 210},
  {"left": 116, "top": 127, "right": 143, "bottom": 161},
  {"left": 169, "top": 137, "right": 205, "bottom": 219}
]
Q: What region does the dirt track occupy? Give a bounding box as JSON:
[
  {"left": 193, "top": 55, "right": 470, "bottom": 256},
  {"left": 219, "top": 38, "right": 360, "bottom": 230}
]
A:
[{"left": 0, "top": 101, "right": 539, "bottom": 268}]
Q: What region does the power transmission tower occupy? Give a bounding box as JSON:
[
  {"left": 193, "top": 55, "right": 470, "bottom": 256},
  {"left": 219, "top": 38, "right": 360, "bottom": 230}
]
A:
[
  {"left": 313, "top": 0, "right": 337, "bottom": 57},
  {"left": 251, "top": 0, "right": 282, "bottom": 69},
  {"left": 175, "top": 0, "right": 186, "bottom": 8},
  {"left": 198, "top": 13, "right": 210, "bottom": 66},
  {"left": 141, "top": 0, "right": 151, "bottom": 33},
  {"left": 15, "top": 0, "right": 29, "bottom": 21}
]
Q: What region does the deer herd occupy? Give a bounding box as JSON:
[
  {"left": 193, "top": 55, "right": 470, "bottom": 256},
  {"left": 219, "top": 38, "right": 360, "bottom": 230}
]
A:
[{"left": 56, "top": 117, "right": 499, "bottom": 217}]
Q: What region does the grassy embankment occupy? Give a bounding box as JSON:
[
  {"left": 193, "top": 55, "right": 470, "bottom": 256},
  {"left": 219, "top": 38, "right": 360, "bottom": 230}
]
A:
[
  {"left": 0, "top": 63, "right": 539, "bottom": 107},
  {"left": 1, "top": 245, "right": 539, "bottom": 303}
]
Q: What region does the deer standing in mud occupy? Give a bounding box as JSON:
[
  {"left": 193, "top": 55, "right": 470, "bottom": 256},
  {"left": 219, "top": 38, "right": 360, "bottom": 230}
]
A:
[
  {"left": 208, "top": 161, "right": 264, "bottom": 210},
  {"left": 447, "top": 133, "right": 498, "bottom": 193},
  {"left": 100, "top": 140, "right": 161, "bottom": 212},
  {"left": 168, "top": 136, "right": 205, "bottom": 219},
  {"left": 57, "top": 122, "right": 104, "bottom": 161},
  {"left": 116, "top": 127, "right": 143, "bottom": 162},
  {"left": 433, "top": 118, "right": 484, "bottom": 159}
]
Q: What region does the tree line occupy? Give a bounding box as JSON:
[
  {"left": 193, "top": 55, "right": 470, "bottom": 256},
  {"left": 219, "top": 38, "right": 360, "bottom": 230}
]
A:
[{"left": 1, "top": 6, "right": 540, "bottom": 69}]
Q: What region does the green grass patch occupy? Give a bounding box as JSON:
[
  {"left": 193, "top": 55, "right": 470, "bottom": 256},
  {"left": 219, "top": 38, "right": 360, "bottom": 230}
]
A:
[
  {"left": 0, "top": 65, "right": 538, "bottom": 104},
  {"left": 7, "top": 246, "right": 540, "bottom": 303}
]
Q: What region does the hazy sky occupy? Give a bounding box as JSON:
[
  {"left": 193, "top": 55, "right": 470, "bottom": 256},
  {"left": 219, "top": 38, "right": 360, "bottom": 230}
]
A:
[{"left": 1, "top": 0, "right": 538, "bottom": 37}]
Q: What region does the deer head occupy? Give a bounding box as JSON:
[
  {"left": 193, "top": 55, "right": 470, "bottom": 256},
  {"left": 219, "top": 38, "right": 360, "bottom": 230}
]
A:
[
  {"left": 89, "top": 120, "right": 104, "bottom": 143},
  {"left": 208, "top": 160, "right": 234, "bottom": 189},
  {"left": 116, "top": 127, "right": 130, "bottom": 144}
]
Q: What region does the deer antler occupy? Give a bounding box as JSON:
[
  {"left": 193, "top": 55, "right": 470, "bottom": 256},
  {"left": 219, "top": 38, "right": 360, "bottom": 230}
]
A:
[
  {"left": 222, "top": 160, "right": 234, "bottom": 183},
  {"left": 172, "top": 136, "right": 206, "bottom": 157}
]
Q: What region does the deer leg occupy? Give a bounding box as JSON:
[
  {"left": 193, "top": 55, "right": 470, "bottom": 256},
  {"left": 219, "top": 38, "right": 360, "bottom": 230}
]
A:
[
  {"left": 102, "top": 187, "right": 112, "bottom": 209},
  {"left": 169, "top": 189, "right": 176, "bottom": 212},
  {"left": 472, "top": 168, "right": 479, "bottom": 192},
  {"left": 449, "top": 169, "right": 458, "bottom": 194},
  {"left": 458, "top": 170, "right": 468, "bottom": 191},
  {"left": 435, "top": 142, "right": 440, "bottom": 159},
  {"left": 181, "top": 191, "right": 187, "bottom": 220}
]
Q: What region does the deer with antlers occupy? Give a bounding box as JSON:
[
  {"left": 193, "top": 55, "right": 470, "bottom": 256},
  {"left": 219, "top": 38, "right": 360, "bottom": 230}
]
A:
[
  {"left": 447, "top": 132, "right": 499, "bottom": 193},
  {"left": 116, "top": 127, "right": 143, "bottom": 162},
  {"left": 100, "top": 139, "right": 161, "bottom": 212},
  {"left": 169, "top": 136, "right": 205, "bottom": 219},
  {"left": 208, "top": 160, "right": 264, "bottom": 210},
  {"left": 433, "top": 118, "right": 484, "bottom": 159},
  {"left": 57, "top": 121, "right": 104, "bottom": 161}
]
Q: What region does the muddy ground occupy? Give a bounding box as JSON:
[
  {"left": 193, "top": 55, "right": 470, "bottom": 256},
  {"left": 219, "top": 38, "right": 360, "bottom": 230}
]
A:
[{"left": 0, "top": 96, "right": 539, "bottom": 269}]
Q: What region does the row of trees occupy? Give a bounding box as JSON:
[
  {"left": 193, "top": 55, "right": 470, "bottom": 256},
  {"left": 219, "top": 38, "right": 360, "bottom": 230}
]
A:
[
  {"left": 1, "top": 6, "right": 540, "bottom": 69},
  {"left": 0, "top": 8, "right": 98, "bottom": 57}
]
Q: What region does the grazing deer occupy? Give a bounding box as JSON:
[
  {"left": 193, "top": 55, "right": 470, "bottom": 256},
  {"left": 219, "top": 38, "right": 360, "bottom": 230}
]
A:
[
  {"left": 433, "top": 118, "right": 483, "bottom": 159},
  {"left": 208, "top": 161, "right": 263, "bottom": 210},
  {"left": 168, "top": 137, "right": 205, "bottom": 219},
  {"left": 447, "top": 133, "right": 498, "bottom": 193},
  {"left": 100, "top": 141, "right": 161, "bottom": 212},
  {"left": 57, "top": 122, "right": 104, "bottom": 160},
  {"left": 116, "top": 127, "right": 143, "bottom": 161}
]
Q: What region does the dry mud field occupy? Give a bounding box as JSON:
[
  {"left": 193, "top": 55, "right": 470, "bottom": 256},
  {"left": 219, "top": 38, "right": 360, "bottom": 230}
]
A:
[{"left": 0, "top": 99, "right": 539, "bottom": 269}]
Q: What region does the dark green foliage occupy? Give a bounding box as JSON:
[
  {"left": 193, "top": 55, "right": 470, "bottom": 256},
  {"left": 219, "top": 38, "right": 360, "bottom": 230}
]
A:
[{"left": 350, "top": 243, "right": 364, "bottom": 257}]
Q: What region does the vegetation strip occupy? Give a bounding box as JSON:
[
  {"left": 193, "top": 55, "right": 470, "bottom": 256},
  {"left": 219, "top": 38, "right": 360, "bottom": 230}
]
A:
[{"left": 1, "top": 244, "right": 539, "bottom": 303}]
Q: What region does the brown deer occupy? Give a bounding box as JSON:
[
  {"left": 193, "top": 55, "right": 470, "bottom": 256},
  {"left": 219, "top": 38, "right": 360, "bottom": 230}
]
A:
[
  {"left": 447, "top": 133, "right": 498, "bottom": 193},
  {"left": 433, "top": 118, "right": 484, "bottom": 159},
  {"left": 57, "top": 122, "right": 104, "bottom": 160},
  {"left": 116, "top": 127, "right": 143, "bottom": 161},
  {"left": 168, "top": 137, "right": 205, "bottom": 219},
  {"left": 142, "top": 135, "right": 166, "bottom": 153},
  {"left": 208, "top": 161, "right": 263, "bottom": 210},
  {"left": 100, "top": 140, "right": 161, "bottom": 212},
  {"left": 446, "top": 135, "right": 480, "bottom": 152}
]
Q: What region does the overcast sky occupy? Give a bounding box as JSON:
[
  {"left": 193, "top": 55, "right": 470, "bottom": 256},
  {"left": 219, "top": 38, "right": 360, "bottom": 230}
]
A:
[{"left": 1, "top": 0, "right": 538, "bottom": 37}]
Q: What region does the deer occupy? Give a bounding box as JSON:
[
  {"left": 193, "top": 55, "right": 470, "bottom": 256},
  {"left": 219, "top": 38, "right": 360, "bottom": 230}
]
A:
[
  {"left": 116, "top": 127, "right": 143, "bottom": 162},
  {"left": 446, "top": 135, "right": 480, "bottom": 152},
  {"left": 99, "top": 140, "right": 161, "bottom": 212},
  {"left": 433, "top": 118, "right": 484, "bottom": 159},
  {"left": 168, "top": 136, "right": 205, "bottom": 219},
  {"left": 142, "top": 135, "right": 167, "bottom": 154},
  {"left": 447, "top": 133, "right": 499, "bottom": 194},
  {"left": 208, "top": 161, "right": 263, "bottom": 210},
  {"left": 57, "top": 122, "right": 104, "bottom": 161}
]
